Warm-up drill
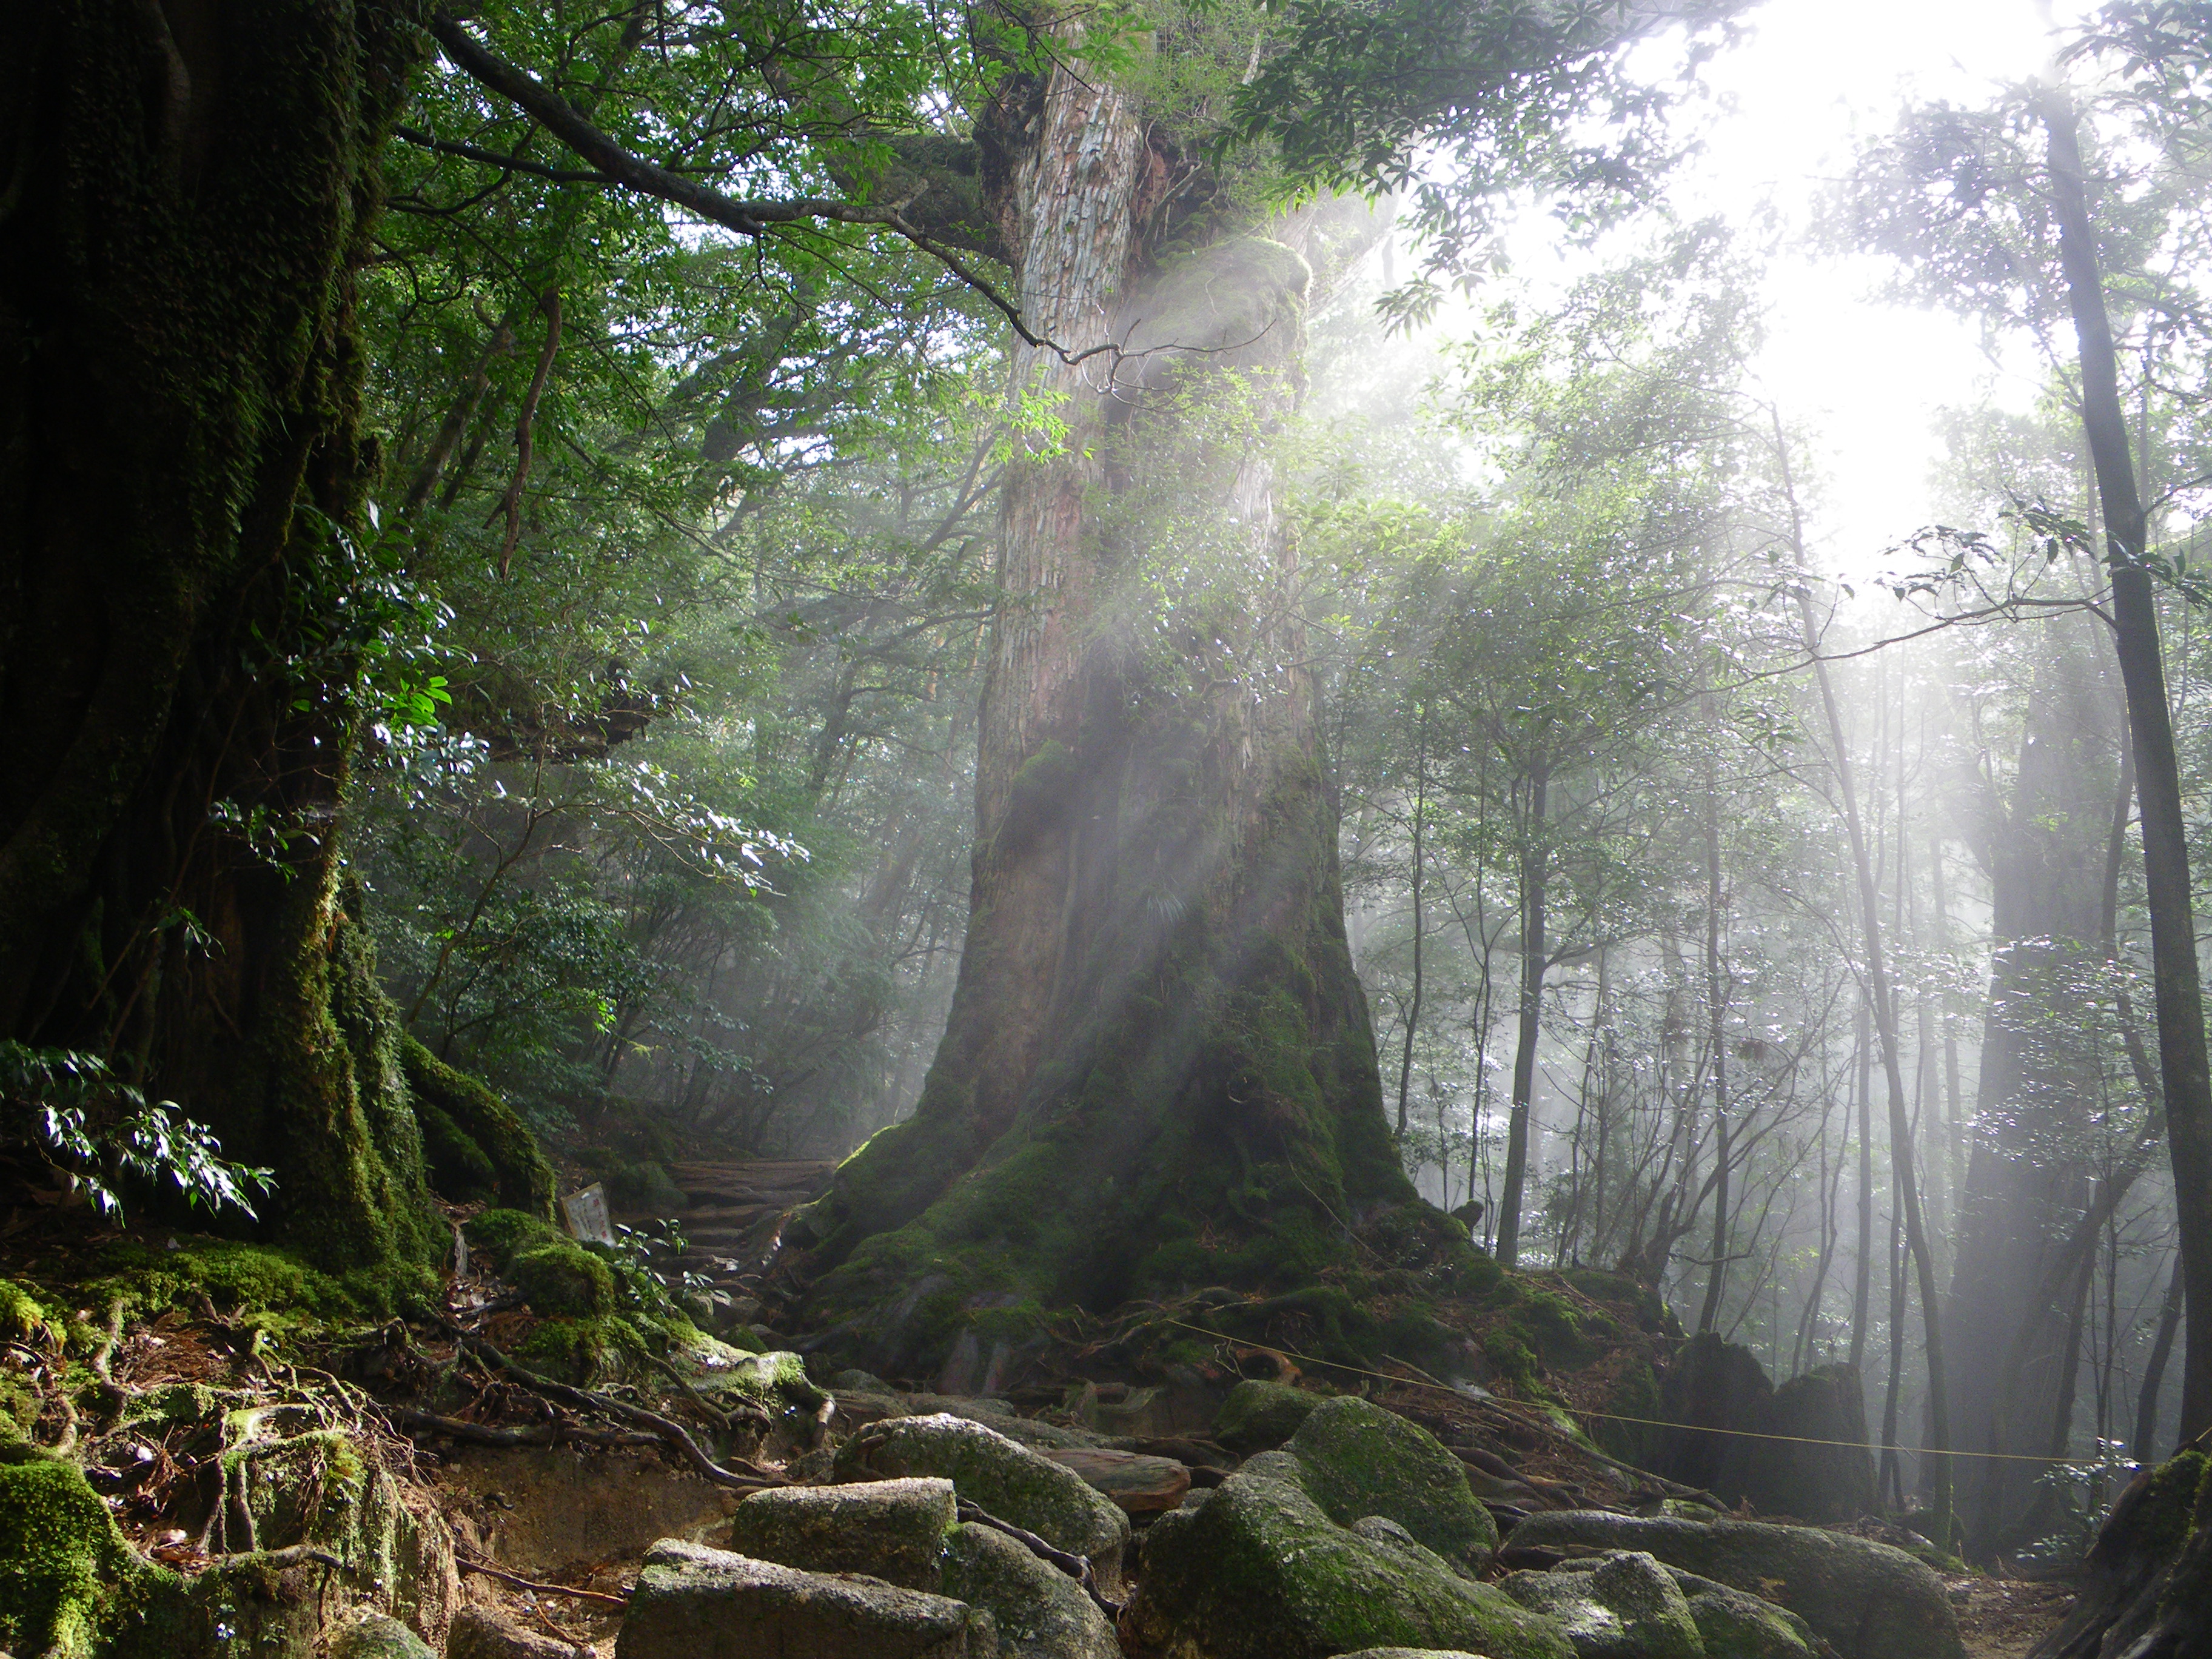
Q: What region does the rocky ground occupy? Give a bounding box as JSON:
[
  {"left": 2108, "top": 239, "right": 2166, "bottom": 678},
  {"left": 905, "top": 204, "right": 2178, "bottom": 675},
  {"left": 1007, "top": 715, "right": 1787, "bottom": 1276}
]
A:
[{"left": 0, "top": 1170, "right": 2099, "bottom": 1659}]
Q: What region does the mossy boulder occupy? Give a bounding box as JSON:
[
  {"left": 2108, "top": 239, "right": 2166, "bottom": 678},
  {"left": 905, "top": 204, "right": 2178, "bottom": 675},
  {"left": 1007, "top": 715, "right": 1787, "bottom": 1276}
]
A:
[
  {"left": 1212, "top": 1378, "right": 1319, "bottom": 1452},
  {"left": 509, "top": 1242, "right": 616, "bottom": 1318},
  {"left": 1501, "top": 1553, "right": 1703, "bottom": 1659},
  {"left": 940, "top": 1520, "right": 1121, "bottom": 1659},
  {"left": 329, "top": 1612, "right": 435, "bottom": 1659},
  {"left": 728, "top": 1478, "right": 957, "bottom": 1589},
  {"left": 1275, "top": 1395, "right": 1499, "bottom": 1570},
  {"left": 619, "top": 1538, "right": 994, "bottom": 1659},
  {"left": 1507, "top": 1511, "right": 1962, "bottom": 1659},
  {"left": 1127, "top": 1470, "right": 1574, "bottom": 1659},
  {"left": 836, "top": 1413, "right": 1130, "bottom": 1593},
  {"left": 1669, "top": 1569, "right": 1826, "bottom": 1659}
]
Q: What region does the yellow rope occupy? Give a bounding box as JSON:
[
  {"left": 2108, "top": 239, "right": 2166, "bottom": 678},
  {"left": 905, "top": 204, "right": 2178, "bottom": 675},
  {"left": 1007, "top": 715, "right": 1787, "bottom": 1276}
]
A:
[{"left": 1158, "top": 1318, "right": 2110, "bottom": 1467}]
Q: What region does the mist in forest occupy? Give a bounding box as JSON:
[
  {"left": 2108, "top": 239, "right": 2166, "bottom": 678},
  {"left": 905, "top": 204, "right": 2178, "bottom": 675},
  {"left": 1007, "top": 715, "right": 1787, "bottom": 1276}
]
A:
[{"left": 25, "top": 0, "right": 2212, "bottom": 1601}]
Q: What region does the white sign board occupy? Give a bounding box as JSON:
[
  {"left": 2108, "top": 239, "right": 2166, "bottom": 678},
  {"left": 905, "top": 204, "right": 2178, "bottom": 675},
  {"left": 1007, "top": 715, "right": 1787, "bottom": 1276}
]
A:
[{"left": 560, "top": 1182, "right": 615, "bottom": 1245}]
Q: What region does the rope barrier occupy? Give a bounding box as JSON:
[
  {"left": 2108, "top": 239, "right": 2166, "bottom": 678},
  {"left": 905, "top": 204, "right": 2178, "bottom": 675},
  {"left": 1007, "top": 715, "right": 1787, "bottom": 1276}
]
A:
[{"left": 1158, "top": 1318, "right": 2116, "bottom": 1467}]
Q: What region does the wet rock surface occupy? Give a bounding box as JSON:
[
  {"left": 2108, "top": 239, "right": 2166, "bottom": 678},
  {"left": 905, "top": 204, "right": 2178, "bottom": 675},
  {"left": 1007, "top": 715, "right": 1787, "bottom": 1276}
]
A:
[
  {"left": 1507, "top": 1510, "right": 1965, "bottom": 1659},
  {"left": 616, "top": 1538, "right": 993, "bottom": 1659}
]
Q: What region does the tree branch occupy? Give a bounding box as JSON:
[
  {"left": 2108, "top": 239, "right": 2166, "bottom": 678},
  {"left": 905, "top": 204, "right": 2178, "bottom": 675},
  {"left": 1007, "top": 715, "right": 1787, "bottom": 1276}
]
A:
[{"left": 425, "top": 12, "right": 1111, "bottom": 362}]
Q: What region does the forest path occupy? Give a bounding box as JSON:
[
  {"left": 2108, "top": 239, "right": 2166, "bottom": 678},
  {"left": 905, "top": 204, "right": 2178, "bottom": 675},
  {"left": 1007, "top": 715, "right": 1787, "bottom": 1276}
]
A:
[{"left": 1956, "top": 1575, "right": 2073, "bottom": 1659}]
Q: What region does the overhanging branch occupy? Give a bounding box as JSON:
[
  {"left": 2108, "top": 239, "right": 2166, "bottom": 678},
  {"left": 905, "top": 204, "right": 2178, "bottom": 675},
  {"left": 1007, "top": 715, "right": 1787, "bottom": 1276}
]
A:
[{"left": 424, "top": 12, "right": 1119, "bottom": 364}]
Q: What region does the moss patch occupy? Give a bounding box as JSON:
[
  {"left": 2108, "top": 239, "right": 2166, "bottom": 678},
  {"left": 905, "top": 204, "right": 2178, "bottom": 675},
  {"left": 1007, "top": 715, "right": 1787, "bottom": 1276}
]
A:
[{"left": 0, "top": 1455, "right": 150, "bottom": 1659}]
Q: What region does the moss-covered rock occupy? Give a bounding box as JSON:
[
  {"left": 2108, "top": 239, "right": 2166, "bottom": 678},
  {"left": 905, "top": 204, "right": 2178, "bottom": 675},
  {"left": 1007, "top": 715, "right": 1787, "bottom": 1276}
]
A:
[
  {"left": 1277, "top": 1395, "right": 1498, "bottom": 1570},
  {"left": 1669, "top": 1569, "right": 1826, "bottom": 1659},
  {"left": 1507, "top": 1511, "right": 1962, "bottom": 1659},
  {"left": 621, "top": 1538, "right": 993, "bottom": 1658},
  {"left": 1127, "top": 1471, "right": 1574, "bottom": 1659},
  {"left": 1501, "top": 1553, "right": 1703, "bottom": 1659},
  {"left": 728, "top": 1478, "right": 956, "bottom": 1588},
  {"left": 940, "top": 1520, "right": 1121, "bottom": 1659},
  {"left": 836, "top": 1413, "right": 1130, "bottom": 1594},
  {"left": 508, "top": 1242, "right": 616, "bottom": 1318},
  {"left": 82, "top": 1237, "right": 365, "bottom": 1324},
  {"left": 329, "top": 1612, "right": 435, "bottom": 1659},
  {"left": 1212, "top": 1378, "right": 1318, "bottom": 1452}
]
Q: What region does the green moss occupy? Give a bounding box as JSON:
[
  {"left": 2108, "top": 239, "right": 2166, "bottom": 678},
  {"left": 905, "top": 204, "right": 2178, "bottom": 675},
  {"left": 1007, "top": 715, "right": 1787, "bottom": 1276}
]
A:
[
  {"left": 1598, "top": 1355, "right": 1662, "bottom": 1467},
  {"left": 1560, "top": 1267, "right": 1671, "bottom": 1334},
  {"left": 0, "top": 1278, "right": 55, "bottom": 1346},
  {"left": 2132, "top": 1449, "right": 2210, "bottom": 1562},
  {"left": 1280, "top": 1395, "right": 1500, "bottom": 1567},
  {"left": 1485, "top": 1326, "right": 1540, "bottom": 1388},
  {"left": 401, "top": 1036, "right": 555, "bottom": 1218},
  {"left": 82, "top": 1236, "right": 367, "bottom": 1324},
  {"left": 1215, "top": 1378, "right": 1321, "bottom": 1452},
  {"left": 508, "top": 1242, "right": 615, "bottom": 1318},
  {"left": 465, "top": 1205, "right": 562, "bottom": 1264},
  {"left": 0, "top": 1457, "right": 149, "bottom": 1659}
]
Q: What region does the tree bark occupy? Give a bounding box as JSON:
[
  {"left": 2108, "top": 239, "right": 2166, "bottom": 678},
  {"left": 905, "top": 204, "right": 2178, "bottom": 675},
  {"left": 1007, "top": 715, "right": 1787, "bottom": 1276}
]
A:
[
  {"left": 2041, "top": 85, "right": 2212, "bottom": 1445},
  {"left": 788, "top": 47, "right": 1426, "bottom": 1379},
  {"left": 1496, "top": 763, "right": 1550, "bottom": 1267},
  {"left": 0, "top": 0, "right": 548, "bottom": 1264}
]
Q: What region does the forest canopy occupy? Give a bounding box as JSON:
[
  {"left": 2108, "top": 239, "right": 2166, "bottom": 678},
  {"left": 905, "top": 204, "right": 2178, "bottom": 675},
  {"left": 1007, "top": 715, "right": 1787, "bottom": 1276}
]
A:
[{"left": 8, "top": 0, "right": 2212, "bottom": 1601}]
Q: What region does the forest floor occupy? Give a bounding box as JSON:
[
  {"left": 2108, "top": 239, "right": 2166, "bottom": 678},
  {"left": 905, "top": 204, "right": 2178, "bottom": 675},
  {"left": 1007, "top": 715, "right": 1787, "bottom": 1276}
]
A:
[{"left": 0, "top": 1178, "right": 2085, "bottom": 1659}]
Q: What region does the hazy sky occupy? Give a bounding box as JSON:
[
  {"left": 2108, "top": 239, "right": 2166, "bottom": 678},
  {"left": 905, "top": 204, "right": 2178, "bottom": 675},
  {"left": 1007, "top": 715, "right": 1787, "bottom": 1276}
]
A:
[{"left": 1512, "top": 0, "right": 2088, "bottom": 577}]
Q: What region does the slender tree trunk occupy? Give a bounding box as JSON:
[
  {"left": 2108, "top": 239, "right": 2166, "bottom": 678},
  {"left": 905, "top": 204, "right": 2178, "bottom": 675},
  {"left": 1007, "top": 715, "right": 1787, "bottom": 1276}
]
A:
[
  {"left": 2136, "top": 1258, "right": 2185, "bottom": 1460},
  {"left": 1398, "top": 708, "right": 1428, "bottom": 1140},
  {"left": 1497, "top": 763, "right": 1549, "bottom": 1267},
  {"left": 1798, "top": 581, "right": 1955, "bottom": 1543},
  {"left": 2042, "top": 86, "right": 2212, "bottom": 1443},
  {"left": 1852, "top": 987, "right": 1875, "bottom": 1376},
  {"left": 1698, "top": 722, "right": 1731, "bottom": 1334}
]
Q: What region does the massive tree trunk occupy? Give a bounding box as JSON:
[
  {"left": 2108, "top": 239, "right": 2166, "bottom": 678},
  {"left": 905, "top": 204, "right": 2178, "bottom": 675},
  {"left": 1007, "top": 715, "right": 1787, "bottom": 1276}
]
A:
[
  {"left": 1942, "top": 633, "right": 2121, "bottom": 1552},
  {"left": 786, "top": 44, "right": 1443, "bottom": 1383},
  {"left": 0, "top": 0, "right": 549, "bottom": 1272}
]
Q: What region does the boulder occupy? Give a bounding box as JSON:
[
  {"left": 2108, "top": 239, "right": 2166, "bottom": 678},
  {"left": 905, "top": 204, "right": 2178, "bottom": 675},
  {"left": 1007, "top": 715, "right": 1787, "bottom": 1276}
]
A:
[
  {"left": 902, "top": 1395, "right": 1105, "bottom": 1450},
  {"left": 1501, "top": 1552, "right": 1702, "bottom": 1659},
  {"left": 940, "top": 1521, "right": 1120, "bottom": 1659},
  {"left": 1212, "top": 1378, "right": 1319, "bottom": 1452},
  {"left": 1756, "top": 1366, "right": 1875, "bottom": 1521},
  {"left": 1040, "top": 1446, "right": 1190, "bottom": 1513},
  {"left": 1506, "top": 1512, "right": 1962, "bottom": 1659},
  {"left": 1651, "top": 1336, "right": 1874, "bottom": 1522},
  {"left": 727, "top": 1477, "right": 957, "bottom": 1589},
  {"left": 1278, "top": 1395, "right": 1500, "bottom": 1570},
  {"left": 446, "top": 1606, "right": 594, "bottom": 1659},
  {"left": 329, "top": 1614, "right": 436, "bottom": 1659},
  {"left": 1126, "top": 1470, "right": 1575, "bottom": 1659},
  {"left": 615, "top": 1539, "right": 993, "bottom": 1659},
  {"left": 836, "top": 1414, "right": 1130, "bottom": 1594},
  {"left": 1667, "top": 1569, "right": 1828, "bottom": 1659},
  {"left": 1653, "top": 1332, "right": 1773, "bottom": 1497}
]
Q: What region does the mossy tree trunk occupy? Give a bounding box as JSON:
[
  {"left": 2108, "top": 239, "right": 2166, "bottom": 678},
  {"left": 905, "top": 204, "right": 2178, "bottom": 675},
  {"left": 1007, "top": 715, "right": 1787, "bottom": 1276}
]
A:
[
  {"left": 0, "top": 0, "right": 547, "bottom": 1273},
  {"left": 790, "top": 42, "right": 1442, "bottom": 1383}
]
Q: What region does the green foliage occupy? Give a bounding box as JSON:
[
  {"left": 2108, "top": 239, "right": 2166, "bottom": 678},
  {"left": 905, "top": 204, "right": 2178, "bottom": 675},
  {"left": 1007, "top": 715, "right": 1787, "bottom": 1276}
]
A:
[{"left": 0, "top": 1044, "right": 272, "bottom": 1224}]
